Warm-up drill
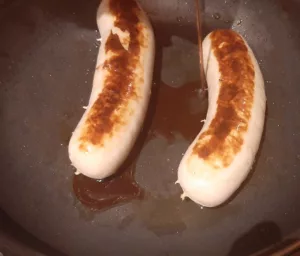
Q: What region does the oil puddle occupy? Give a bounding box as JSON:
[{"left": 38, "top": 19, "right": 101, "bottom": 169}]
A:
[{"left": 73, "top": 81, "right": 207, "bottom": 211}]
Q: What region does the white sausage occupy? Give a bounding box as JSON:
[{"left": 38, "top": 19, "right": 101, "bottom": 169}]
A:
[
  {"left": 68, "top": 0, "right": 155, "bottom": 179},
  {"left": 177, "top": 30, "right": 266, "bottom": 207}
]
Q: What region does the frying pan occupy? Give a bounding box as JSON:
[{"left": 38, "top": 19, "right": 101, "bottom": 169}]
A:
[{"left": 1, "top": 0, "right": 300, "bottom": 255}]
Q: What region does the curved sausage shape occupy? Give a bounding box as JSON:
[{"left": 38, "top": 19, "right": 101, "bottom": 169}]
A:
[
  {"left": 68, "top": 0, "right": 155, "bottom": 179},
  {"left": 178, "top": 30, "right": 266, "bottom": 207}
]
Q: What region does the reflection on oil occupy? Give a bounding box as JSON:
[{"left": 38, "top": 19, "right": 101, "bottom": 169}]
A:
[{"left": 227, "top": 221, "right": 281, "bottom": 256}]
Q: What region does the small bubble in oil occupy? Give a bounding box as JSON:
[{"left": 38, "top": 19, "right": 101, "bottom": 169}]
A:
[
  {"left": 237, "top": 19, "right": 242, "bottom": 25},
  {"left": 176, "top": 16, "right": 183, "bottom": 23},
  {"left": 212, "top": 13, "right": 221, "bottom": 20}
]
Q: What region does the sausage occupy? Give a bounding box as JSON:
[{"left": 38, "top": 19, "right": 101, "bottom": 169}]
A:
[
  {"left": 177, "top": 29, "right": 266, "bottom": 207},
  {"left": 68, "top": 0, "right": 155, "bottom": 179}
]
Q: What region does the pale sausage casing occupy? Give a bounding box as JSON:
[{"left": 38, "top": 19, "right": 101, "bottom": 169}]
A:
[
  {"left": 178, "top": 30, "right": 266, "bottom": 207},
  {"left": 68, "top": 0, "right": 155, "bottom": 179}
]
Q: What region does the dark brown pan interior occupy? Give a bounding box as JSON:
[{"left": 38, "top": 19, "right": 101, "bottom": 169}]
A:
[{"left": 1, "top": 0, "right": 300, "bottom": 255}]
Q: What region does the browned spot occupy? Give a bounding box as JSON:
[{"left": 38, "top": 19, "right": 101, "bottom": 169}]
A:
[
  {"left": 79, "top": 0, "right": 145, "bottom": 150},
  {"left": 192, "top": 30, "right": 255, "bottom": 168}
]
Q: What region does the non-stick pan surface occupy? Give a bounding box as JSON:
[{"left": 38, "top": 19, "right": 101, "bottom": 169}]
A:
[{"left": 1, "top": 0, "right": 300, "bottom": 255}]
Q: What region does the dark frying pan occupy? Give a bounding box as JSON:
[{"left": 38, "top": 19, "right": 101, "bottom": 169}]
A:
[{"left": 1, "top": 0, "right": 300, "bottom": 255}]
